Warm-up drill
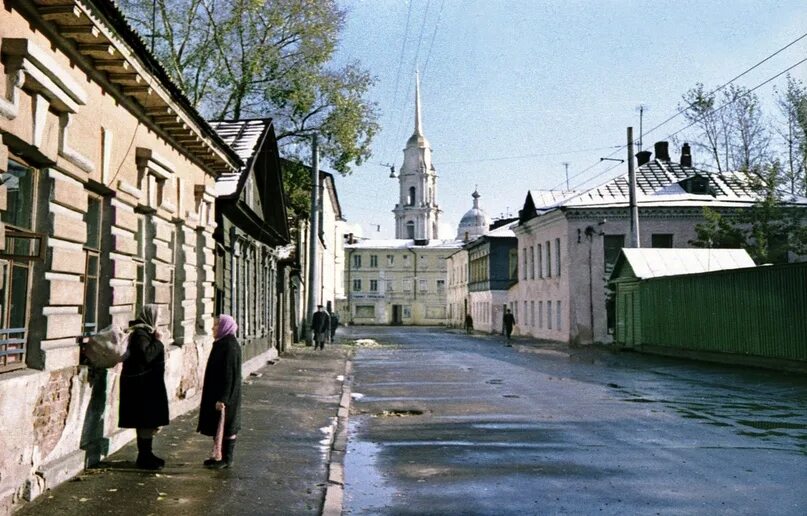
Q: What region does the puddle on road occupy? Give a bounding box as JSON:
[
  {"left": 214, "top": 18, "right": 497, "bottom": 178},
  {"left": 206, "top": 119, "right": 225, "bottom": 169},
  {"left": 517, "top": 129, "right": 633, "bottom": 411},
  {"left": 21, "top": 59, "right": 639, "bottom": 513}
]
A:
[
  {"left": 375, "top": 409, "right": 425, "bottom": 417},
  {"left": 345, "top": 421, "right": 397, "bottom": 514}
]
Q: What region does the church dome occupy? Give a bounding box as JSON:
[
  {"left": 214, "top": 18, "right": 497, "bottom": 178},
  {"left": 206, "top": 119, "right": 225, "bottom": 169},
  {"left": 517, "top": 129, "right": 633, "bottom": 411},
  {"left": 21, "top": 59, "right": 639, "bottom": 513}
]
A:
[{"left": 456, "top": 189, "right": 490, "bottom": 241}]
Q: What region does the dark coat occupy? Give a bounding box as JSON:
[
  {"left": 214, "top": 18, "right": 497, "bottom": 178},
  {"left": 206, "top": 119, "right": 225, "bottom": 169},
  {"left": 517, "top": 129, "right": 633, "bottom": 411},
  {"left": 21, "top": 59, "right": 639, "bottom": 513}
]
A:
[
  {"left": 312, "top": 310, "right": 330, "bottom": 342},
  {"left": 197, "top": 334, "right": 242, "bottom": 437},
  {"left": 312, "top": 310, "right": 330, "bottom": 333},
  {"left": 503, "top": 313, "right": 516, "bottom": 330},
  {"left": 119, "top": 327, "right": 169, "bottom": 429}
]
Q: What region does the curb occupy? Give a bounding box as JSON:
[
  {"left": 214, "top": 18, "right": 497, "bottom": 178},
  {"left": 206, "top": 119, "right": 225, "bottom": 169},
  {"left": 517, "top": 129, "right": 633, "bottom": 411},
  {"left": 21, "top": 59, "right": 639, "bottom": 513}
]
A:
[{"left": 323, "top": 352, "right": 353, "bottom": 516}]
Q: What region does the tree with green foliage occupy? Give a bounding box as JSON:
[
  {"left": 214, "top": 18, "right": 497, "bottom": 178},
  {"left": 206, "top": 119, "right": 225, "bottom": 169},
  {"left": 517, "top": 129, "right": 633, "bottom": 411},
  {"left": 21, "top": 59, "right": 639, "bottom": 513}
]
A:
[{"left": 118, "top": 0, "right": 379, "bottom": 176}]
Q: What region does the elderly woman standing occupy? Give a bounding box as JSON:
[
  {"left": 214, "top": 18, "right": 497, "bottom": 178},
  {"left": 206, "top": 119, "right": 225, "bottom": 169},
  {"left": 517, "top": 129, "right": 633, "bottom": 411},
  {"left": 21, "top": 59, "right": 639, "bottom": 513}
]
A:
[
  {"left": 119, "top": 304, "right": 169, "bottom": 470},
  {"left": 198, "top": 315, "right": 242, "bottom": 469}
]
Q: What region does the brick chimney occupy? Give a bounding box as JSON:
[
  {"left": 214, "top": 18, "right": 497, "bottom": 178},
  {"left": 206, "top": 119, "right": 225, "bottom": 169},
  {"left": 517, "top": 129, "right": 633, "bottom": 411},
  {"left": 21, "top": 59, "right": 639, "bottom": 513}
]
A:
[
  {"left": 635, "top": 150, "right": 652, "bottom": 167},
  {"left": 680, "top": 143, "right": 692, "bottom": 167},
  {"left": 654, "top": 141, "right": 670, "bottom": 161}
]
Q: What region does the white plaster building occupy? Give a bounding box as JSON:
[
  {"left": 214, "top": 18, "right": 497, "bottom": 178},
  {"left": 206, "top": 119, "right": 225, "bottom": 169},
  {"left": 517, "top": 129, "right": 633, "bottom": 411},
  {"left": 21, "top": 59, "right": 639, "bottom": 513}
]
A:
[
  {"left": 345, "top": 239, "right": 461, "bottom": 325},
  {"left": 508, "top": 141, "right": 807, "bottom": 345},
  {"left": 446, "top": 247, "right": 469, "bottom": 327}
]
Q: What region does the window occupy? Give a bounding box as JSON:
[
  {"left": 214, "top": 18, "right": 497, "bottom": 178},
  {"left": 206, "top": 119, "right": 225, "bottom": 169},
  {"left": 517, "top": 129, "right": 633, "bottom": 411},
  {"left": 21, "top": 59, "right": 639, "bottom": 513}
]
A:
[
  {"left": 547, "top": 301, "right": 553, "bottom": 329},
  {"left": 83, "top": 195, "right": 103, "bottom": 336},
  {"left": 652, "top": 234, "right": 674, "bottom": 248},
  {"left": 386, "top": 280, "right": 394, "bottom": 292},
  {"left": 538, "top": 301, "right": 543, "bottom": 328},
  {"left": 555, "top": 238, "right": 561, "bottom": 276},
  {"left": 529, "top": 246, "right": 535, "bottom": 279},
  {"left": 546, "top": 240, "right": 552, "bottom": 277},
  {"left": 604, "top": 235, "right": 625, "bottom": 275},
  {"left": 436, "top": 279, "right": 445, "bottom": 292},
  {"left": 352, "top": 279, "right": 362, "bottom": 292},
  {"left": 403, "top": 279, "right": 412, "bottom": 292},
  {"left": 0, "top": 160, "right": 38, "bottom": 371},
  {"left": 556, "top": 300, "right": 562, "bottom": 330},
  {"left": 369, "top": 279, "right": 378, "bottom": 292},
  {"left": 370, "top": 255, "right": 378, "bottom": 268},
  {"left": 523, "top": 301, "right": 527, "bottom": 326},
  {"left": 537, "top": 244, "right": 543, "bottom": 278},
  {"left": 356, "top": 305, "right": 374, "bottom": 318},
  {"left": 407, "top": 186, "right": 416, "bottom": 206},
  {"left": 406, "top": 221, "right": 415, "bottom": 239},
  {"left": 419, "top": 279, "right": 428, "bottom": 292},
  {"left": 530, "top": 301, "right": 535, "bottom": 326},
  {"left": 522, "top": 248, "right": 527, "bottom": 280},
  {"left": 509, "top": 248, "right": 518, "bottom": 280},
  {"left": 133, "top": 218, "right": 145, "bottom": 316},
  {"left": 352, "top": 254, "right": 362, "bottom": 269},
  {"left": 386, "top": 254, "right": 394, "bottom": 266}
]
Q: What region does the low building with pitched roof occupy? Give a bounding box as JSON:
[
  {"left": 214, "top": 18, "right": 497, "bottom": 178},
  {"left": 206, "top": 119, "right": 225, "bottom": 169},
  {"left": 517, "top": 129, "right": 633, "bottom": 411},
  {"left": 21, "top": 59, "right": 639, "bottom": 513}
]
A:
[
  {"left": 210, "top": 119, "right": 290, "bottom": 361},
  {"left": 509, "top": 141, "right": 807, "bottom": 345}
]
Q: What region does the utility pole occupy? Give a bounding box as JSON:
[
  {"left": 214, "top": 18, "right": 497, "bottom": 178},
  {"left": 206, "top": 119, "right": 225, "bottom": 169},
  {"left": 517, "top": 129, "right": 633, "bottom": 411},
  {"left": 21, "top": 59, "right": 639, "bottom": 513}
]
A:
[
  {"left": 562, "top": 162, "right": 570, "bottom": 191},
  {"left": 636, "top": 104, "right": 647, "bottom": 153},
  {"left": 627, "top": 127, "right": 640, "bottom": 248},
  {"left": 305, "top": 134, "right": 320, "bottom": 344}
]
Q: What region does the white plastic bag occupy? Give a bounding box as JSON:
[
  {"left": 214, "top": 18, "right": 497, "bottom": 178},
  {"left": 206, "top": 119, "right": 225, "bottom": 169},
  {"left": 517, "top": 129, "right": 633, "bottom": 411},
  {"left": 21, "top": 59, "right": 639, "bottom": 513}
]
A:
[{"left": 85, "top": 325, "right": 129, "bottom": 368}]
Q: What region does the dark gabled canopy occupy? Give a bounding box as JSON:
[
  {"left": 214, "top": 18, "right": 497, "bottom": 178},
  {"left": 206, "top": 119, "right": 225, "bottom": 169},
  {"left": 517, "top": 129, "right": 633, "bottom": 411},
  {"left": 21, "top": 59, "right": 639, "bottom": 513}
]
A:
[
  {"left": 519, "top": 191, "right": 537, "bottom": 224},
  {"left": 211, "top": 119, "right": 290, "bottom": 246}
]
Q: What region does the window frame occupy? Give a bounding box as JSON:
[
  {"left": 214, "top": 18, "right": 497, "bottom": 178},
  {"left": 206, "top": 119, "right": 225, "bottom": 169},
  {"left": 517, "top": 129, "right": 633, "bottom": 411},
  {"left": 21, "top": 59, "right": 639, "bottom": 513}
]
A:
[{"left": 0, "top": 158, "right": 39, "bottom": 372}]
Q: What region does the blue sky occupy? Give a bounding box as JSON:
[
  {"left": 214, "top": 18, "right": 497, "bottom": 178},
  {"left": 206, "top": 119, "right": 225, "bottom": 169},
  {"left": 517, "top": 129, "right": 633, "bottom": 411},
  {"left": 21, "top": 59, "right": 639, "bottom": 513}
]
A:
[{"left": 331, "top": 0, "right": 807, "bottom": 239}]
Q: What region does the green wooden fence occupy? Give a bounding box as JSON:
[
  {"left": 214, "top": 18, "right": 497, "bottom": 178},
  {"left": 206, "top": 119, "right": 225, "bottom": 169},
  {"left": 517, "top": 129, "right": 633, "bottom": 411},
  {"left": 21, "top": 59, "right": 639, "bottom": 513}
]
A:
[{"left": 638, "top": 262, "right": 807, "bottom": 361}]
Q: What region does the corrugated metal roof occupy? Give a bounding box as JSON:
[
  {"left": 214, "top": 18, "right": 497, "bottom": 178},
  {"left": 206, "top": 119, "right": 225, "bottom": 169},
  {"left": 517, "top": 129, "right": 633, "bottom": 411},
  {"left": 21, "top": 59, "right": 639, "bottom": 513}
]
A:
[
  {"left": 210, "top": 119, "right": 271, "bottom": 197},
  {"left": 559, "top": 161, "right": 807, "bottom": 209},
  {"left": 619, "top": 248, "right": 755, "bottom": 280}
]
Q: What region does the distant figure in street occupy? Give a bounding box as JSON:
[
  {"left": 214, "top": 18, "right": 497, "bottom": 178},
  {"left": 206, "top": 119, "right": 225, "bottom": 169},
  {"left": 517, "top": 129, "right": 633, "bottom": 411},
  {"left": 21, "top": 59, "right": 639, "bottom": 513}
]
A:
[
  {"left": 464, "top": 313, "right": 474, "bottom": 334},
  {"left": 312, "top": 305, "right": 330, "bottom": 350},
  {"left": 119, "top": 304, "right": 169, "bottom": 470},
  {"left": 198, "top": 315, "right": 242, "bottom": 469},
  {"left": 503, "top": 309, "right": 515, "bottom": 340},
  {"left": 329, "top": 309, "right": 340, "bottom": 342}
]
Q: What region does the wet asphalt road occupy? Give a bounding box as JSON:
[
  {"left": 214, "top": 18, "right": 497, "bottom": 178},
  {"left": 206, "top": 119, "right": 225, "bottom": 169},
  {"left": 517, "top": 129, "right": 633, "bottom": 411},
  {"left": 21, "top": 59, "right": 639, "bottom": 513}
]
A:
[{"left": 342, "top": 327, "right": 807, "bottom": 516}]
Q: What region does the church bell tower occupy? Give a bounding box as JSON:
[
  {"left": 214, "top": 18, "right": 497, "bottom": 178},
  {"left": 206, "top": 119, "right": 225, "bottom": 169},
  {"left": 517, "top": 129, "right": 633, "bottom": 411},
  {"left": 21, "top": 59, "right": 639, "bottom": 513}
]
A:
[{"left": 393, "top": 73, "right": 440, "bottom": 240}]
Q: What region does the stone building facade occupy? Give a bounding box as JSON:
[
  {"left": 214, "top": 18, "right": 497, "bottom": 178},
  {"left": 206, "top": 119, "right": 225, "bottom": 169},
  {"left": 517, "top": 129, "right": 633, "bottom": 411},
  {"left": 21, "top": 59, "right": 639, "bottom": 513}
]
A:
[{"left": 0, "top": 1, "right": 242, "bottom": 511}]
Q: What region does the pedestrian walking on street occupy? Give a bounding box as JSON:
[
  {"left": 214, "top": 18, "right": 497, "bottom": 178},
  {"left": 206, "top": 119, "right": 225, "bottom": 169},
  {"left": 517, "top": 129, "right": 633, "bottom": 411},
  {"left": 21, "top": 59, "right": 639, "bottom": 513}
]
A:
[
  {"left": 464, "top": 313, "right": 474, "bottom": 334},
  {"left": 329, "top": 309, "right": 340, "bottom": 342},
  {"left": 503, "top": 309, "right": 515, "bottom": 340},
  {"left": 198, "top": 315, "right": 242, "bottom": 469},
  {"left": 119, "top": 304, "right": 169, "bottom": 470},
  {"left": 312, "top": 305, "right": 330, "bottom": 350}
]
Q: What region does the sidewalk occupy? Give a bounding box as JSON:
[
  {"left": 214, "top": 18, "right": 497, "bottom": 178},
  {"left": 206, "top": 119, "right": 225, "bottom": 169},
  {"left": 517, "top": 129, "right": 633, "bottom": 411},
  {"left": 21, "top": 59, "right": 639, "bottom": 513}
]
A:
[{"left": 16, "top": 342, "right": 352, "bottom": 516}]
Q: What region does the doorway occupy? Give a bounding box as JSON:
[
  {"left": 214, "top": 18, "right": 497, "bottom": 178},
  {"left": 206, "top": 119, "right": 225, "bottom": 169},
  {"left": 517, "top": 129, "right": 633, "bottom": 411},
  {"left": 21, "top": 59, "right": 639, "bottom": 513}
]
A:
[{"left": 391, "top": 305, "right": 403, "bottom": 325}]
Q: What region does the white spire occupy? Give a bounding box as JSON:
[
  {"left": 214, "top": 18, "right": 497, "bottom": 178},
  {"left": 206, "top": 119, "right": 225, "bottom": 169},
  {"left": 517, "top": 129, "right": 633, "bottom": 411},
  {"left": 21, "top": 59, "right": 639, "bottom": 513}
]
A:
[{"left": 414, "top": 70, "right": 423, "bottom": 136}]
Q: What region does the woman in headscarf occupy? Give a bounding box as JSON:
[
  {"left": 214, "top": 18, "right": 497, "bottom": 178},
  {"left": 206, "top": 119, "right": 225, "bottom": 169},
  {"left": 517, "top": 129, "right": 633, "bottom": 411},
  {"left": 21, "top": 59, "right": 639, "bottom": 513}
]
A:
[
  {"left": 119, "top": 304, "right": 169, "bottom": 470},
  {"left": 198, "top": 314, "right": 242, "bottom": 469}
]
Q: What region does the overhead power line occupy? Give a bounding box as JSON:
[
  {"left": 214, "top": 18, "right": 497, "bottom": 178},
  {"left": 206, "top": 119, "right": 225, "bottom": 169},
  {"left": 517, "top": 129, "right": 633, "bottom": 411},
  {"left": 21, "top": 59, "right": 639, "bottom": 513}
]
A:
[
  {"left": 642, "top": 30, "right": 807, "bottom": 141},
  {"left": 440, "top": 145, "right": 622, "bottom": 165},
  {"left": 552, "top": 34, "right": 807, "bottom": 192}
]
